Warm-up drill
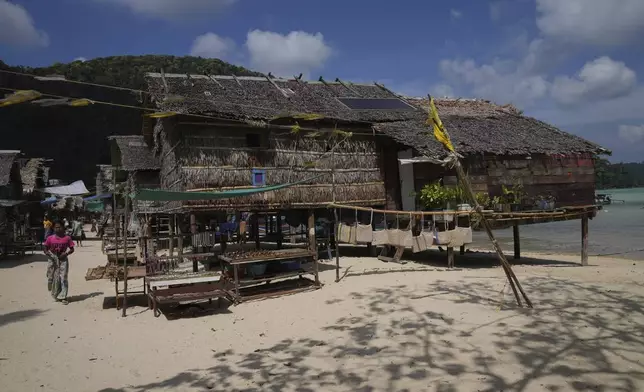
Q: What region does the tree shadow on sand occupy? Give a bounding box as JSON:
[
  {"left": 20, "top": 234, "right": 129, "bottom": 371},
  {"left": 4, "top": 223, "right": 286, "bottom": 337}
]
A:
[
  {"left": 0, "top": 309, "right": 47, "bottom": 328},
  {"left": 99, "top": 276, "right": 644, "bottom": 391}
]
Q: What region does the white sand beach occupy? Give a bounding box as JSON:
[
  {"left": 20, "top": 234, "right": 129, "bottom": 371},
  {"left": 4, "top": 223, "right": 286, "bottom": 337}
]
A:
[{"left": 1, "top": 239, "right": 643, "bottom": 392}]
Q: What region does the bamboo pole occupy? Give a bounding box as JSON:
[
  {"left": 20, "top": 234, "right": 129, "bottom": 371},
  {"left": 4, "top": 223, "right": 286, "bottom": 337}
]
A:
[
  {"left": 121, "top": 184, "right": 129, "bottom": 317},
  {"left": 581, "top": 214, "right": 589, "bottom": 266},
  {"left": 425, "top": 94, "right": 531, "bottom": 308},
  {"left": 454, "top": 155, "right": 532, "bottom": 308}
]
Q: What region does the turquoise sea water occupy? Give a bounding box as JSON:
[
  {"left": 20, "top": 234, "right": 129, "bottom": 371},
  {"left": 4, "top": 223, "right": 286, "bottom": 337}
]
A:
[{"left": 472, "top": 187, "right": 644, "bottom": 261}]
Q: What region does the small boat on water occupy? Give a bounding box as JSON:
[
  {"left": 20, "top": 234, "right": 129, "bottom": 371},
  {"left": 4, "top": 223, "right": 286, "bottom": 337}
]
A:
[
  {"left": 595, "top": 193, "right": 625, "bottom": 205},
  {"left": 596, "top": 194, "right": 612, "bottom": 205}
]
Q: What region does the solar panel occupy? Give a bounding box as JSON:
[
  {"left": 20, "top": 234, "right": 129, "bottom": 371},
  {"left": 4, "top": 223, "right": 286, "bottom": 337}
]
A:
[{"left": 337, "top": 98, "right": 415, "bottom": 111}]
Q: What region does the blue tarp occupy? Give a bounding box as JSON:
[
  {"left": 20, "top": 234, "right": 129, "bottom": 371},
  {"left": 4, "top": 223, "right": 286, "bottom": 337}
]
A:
[
  {"left": 40, "top": 196, "right": 59, "bottom": 206},
  {"left": 83, "top": 193, "right": 112, "bottom": 201}
]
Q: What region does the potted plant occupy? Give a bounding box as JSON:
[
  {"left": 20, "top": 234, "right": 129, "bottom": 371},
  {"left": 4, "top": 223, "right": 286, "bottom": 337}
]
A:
[
  {"left": 501, "top": 183, "right": 525, "bottom": 212},
  {"left": 420, "top": 182, "right": 453, "bottom": 223}
]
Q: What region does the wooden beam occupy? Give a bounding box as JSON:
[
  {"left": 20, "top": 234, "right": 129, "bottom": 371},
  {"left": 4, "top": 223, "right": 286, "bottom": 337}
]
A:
[
  {"left": 581, "top": 214, "right": 589, "bottom": 266},
  {"left": 513, "top": 223, "right": 521, "bottom": 260}
]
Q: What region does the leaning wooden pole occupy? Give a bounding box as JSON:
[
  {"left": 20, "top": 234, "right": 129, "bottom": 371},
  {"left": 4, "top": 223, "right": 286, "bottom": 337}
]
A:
[{"left": 427, "top": 95, "right": 532, "bottom": 308}]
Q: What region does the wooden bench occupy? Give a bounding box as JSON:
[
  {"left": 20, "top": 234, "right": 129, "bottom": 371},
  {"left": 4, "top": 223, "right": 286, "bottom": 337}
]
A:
[{"left": 146, "top": 274, "right": 237, "bottom": 317}]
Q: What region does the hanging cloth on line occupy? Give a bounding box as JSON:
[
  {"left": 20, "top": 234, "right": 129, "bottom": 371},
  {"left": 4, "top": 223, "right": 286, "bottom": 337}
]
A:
[
  {"left": 372, "top": 211, "right": 388, "bottom": 246},
  {"left": 336, "top": 209, "right": 357, "bottom": 244},
  {"left": 386, "top": 214, "right": 413, "bottom": 247},
  {"left": 356, "top": 209, "right": 374, "bottom": 244},
  {"left": 412, "top": 214, "right": 434, "bottom": 253}
]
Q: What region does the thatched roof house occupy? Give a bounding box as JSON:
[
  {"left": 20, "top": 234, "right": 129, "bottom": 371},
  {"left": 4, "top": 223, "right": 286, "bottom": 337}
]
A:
[
  {"left": 107, "top": 135, "right": 162, "bottom": 214},
  {"left": 143, "top": 73, "right": 605, "bottom": 212},
  {"left": 144, "top": 73, "right": 425, "bottom": 212},
  {"left": 0, "top": 151, "right": 23, "bottom": 200},
  {"left": 108, "top": 135, "right": 161, "bottom": 172},
  {"left": 375, "top": 98, "right": 606, "bottom": 158},
  {"left": 19, "top": 158, "right": 49, "bottom": 196},
  {"left": 95, "top": 164, "right": 114, "bottom": 196}
]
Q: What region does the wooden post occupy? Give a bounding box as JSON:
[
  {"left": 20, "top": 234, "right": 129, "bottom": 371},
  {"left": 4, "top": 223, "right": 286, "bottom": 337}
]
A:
[
  {"left": 190, "top": 214, "right": 197, "bottom": 235},
  {"left": 308, "top": 209, "right": 319, "bottom": 284},
  {"left": 581, "top": 214, "right": 589, "bottom": 266},
  {"left": 513, "top": 223, "right": 521, "bottom": 260},
  {"left": 121, "top": 189, "right": 129, "bottom": 317},
  {"left": 276, "top": 212, "right": 283, "bottom": 250},
  {"left": 190, "top": 213, "right": 198, "bottom": 272},
  {"left": 169, "top": 214, "right": 175, "bottom": 258},
  {"left": 333, "top": 208, "right": 340, "bottom": 282},
  {"left": 252, "top": 211, "right": 260, "bottom": 250},
  {"left": 177, "top": 215, "right": 183, "bottom": 259},
  {"left": 447, "top": 246, "right": 454, "bottom": 268}
]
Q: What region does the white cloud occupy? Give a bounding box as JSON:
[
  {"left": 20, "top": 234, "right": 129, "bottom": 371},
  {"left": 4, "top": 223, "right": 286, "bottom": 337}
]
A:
[
  {"left": 98, "top": 0, "right": 236, "bottom": 20},
  {"left": 551, "top": 57, "right": 637, "bottom": 105},
  {"left": 190, "top": 33, "right": 235, "bottom": 59},
  {"left": 618, "top": 125, "right": 644, "bottom": 143},
  {"left": 0, "top": 0, "right": 48, "bottom": 47},
  {"left": 536, "top": 0, "right": 644, "bottom": 46},
  {"left": 450, "top": 9, "right": 462, "bottom": 20},
  {"left": 73, "top": 57, "right": 87, "bottom": 62},
  {"left": 245, "top": 30, "right": 332, "bottom": 77},
  {"left": 439, "top": 58, "right": 549, "bottom": 105}
]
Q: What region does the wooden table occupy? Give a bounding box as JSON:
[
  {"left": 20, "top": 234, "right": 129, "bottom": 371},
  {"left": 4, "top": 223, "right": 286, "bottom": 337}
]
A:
[
  {"left": 146, "top": 272, "right": 235, "bottom": 317},
  {"left": 218, "top": 248, "right": 320, "bottom": 301},
  {"left": 114, "top": 266, "right": 147, "bottom": 310}
]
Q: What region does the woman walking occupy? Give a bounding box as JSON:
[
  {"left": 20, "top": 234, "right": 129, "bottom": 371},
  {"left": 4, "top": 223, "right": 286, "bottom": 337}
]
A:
[{"left": 43, "top": 221, "right": 75, "bottom": 304}]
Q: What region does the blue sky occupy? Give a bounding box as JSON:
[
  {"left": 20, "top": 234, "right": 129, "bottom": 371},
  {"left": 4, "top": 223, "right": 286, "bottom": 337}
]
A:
[{"left": 2, "top": 0, "right": 644, "bottom": 162}]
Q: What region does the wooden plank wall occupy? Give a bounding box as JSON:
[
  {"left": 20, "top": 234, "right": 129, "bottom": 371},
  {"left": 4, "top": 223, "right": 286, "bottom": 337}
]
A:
[{"left": 418, "top": 154, "right": 596, "bottom": 206}]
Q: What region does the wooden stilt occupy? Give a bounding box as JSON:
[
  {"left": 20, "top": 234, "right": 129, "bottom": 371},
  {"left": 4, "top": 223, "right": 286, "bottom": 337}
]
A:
[
  {"left": 581, "top": 214, "right": 589, "bottom": 266},
  {"left": 276, "top": 211, "right": 283, "bottom": 250},
  {"left": 121, "top": 189, "right": 129, "bottom": 317},
  {"left": 252, "top": 211, "right": 260, "bottom": 250},
  {"left": 190, "top": 214, "right": 198, "bottom": 272},
  {"left": 447, "top": 246, "right": 455, "bottom": 268},
  {"left": 333, "top": 208, "right": 340, "bottom": 282},
  {"left": 308, "top": 209, "right": 319, "bottom": 285},
  {"left": 513, "top": 223, "right": 521, "bottom": 260},
  {"left": 169, "top": 214, "right": 175, "bottom": 258},
  {"left": 177, "top": 215, "right": 183, "bottom": 259}
]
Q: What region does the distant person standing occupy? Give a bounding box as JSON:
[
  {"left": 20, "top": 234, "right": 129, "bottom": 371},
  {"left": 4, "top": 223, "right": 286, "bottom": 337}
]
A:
[
  {"left": 71, "top": 218, "right": 84, "bottom": 247},
  {"left": 43, "top": 214, "right": 53, "bottom": 241},
  {"left": 43, "top": 221, "right": 75, "bottom": 304}
]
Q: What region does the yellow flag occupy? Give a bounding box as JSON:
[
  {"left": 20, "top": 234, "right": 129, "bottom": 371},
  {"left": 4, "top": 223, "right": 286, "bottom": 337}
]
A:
[
  {"left": 0, "top": 90, "right": 42, "bottom": 107},
  {"left": 69, "top": 98, "right": 94, "bottom": 107},
  {"left": 147, "top": 111, "right": 177, "bottom": 118},
  {"left": 426, "top": 97, "right": 454, "bottom": 152}
]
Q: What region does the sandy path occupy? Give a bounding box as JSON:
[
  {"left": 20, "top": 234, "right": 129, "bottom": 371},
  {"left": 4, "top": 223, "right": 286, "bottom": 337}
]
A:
[{"left": 1, "top": 239, "right": 644, "bottom": 391}]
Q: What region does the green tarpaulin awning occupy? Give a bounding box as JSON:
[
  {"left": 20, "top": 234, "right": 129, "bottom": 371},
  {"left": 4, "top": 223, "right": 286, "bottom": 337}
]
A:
[{"left": 132, "top": 174, "right": 323, "bottom": 202}]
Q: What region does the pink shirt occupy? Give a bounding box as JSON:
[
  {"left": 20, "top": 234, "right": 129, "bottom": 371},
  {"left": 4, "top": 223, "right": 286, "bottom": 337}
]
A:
[{"left": 44, "top": 235, "right": 75, "bottom": 256}]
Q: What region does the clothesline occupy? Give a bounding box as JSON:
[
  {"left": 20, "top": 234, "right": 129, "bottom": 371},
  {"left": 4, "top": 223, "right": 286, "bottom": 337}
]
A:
[{"left": 327, "top": 202, "right": 597, "bottom": 218}]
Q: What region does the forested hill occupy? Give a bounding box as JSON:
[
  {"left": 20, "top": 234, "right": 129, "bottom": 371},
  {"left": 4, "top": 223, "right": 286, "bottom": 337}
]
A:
[
  {"left": 595, "top": 159, "right": 644, "bottom": 189},
  {"left": 0, "top": 55, "right": 259, "bottom": 90},
  {"left": 0, "top": 56, "right": 259, "bottom": 186}
]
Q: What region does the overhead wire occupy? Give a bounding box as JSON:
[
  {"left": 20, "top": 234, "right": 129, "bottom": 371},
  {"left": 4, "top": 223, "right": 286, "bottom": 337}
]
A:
[
  {"left": 0, "top": 68, "right": 382, "bottom": 125},
  {"left": 0, "top": 86, "right": 386, "bottom": 137}
]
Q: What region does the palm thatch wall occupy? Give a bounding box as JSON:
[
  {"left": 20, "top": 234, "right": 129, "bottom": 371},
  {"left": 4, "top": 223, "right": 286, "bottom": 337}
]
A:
[{"left": 154, "top": 119, "right": 386, "bottom": 211}]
